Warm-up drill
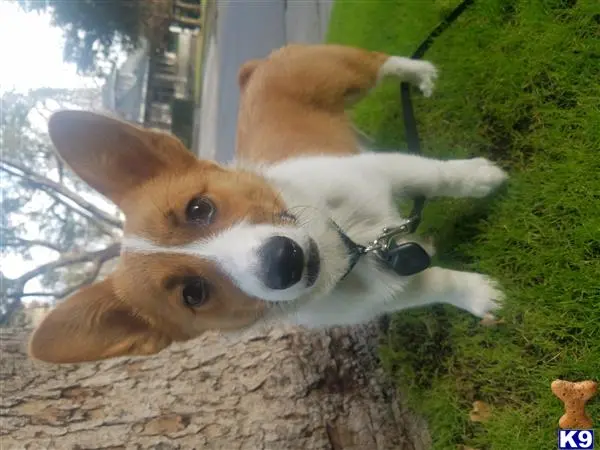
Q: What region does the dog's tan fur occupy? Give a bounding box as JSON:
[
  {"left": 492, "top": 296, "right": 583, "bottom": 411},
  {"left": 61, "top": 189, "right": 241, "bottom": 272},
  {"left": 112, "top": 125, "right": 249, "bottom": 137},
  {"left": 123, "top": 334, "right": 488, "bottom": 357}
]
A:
[{"left": 236, "top": 44, "right": 388, "bottom": 163}]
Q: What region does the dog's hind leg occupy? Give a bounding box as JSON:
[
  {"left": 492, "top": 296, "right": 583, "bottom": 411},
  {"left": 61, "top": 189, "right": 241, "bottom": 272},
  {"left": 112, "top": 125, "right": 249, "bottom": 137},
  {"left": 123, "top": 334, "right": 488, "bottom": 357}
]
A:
[
  {"left": 258, "top": 44, "right": 438, "bottom": 111},
  {"left": 376, "top": 55, "right": 438, "bottom": 97}
]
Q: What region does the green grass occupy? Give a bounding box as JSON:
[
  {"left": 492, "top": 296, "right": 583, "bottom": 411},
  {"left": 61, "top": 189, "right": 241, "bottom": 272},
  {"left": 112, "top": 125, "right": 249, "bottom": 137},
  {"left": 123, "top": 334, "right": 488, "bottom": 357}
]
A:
[{"left": 328, "top": 1, "right": 600, "bottom": 449}]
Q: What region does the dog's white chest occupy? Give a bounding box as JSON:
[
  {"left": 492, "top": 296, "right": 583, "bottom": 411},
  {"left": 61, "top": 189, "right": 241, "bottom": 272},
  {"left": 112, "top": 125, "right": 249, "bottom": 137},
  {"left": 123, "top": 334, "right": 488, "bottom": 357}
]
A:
[
  {"left": 291, "top": 256, "right": 408, "bottom": 327},
  {"left": 265, "top": 155, "right": 400, "bottom": 238}
]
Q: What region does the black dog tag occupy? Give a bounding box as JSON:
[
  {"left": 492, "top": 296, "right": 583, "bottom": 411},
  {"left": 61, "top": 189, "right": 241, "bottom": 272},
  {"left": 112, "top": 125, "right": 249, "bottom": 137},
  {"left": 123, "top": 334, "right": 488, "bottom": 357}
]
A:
[{"left": 380, "top": 242, "right": 431, "bottom": 276}]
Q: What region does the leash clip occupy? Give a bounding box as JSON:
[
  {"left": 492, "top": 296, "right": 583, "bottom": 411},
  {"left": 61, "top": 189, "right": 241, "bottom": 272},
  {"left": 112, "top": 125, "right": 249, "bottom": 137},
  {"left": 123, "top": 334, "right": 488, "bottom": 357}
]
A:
[
  {"left": 364, "top": 216, "right": 431, "bottom": 276},
  {"left": 364, "top": 216, "right": 419, "bottom": 254},
  {"left": 336, "top": 215, "right": 431, "bottom": 280}
]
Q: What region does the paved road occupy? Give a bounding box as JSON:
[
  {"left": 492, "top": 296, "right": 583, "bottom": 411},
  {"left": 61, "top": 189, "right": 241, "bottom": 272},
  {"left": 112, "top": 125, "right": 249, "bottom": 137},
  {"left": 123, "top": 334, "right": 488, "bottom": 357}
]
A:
[{"left": 195, "top": 0, "right": 333, "bottom": 162}]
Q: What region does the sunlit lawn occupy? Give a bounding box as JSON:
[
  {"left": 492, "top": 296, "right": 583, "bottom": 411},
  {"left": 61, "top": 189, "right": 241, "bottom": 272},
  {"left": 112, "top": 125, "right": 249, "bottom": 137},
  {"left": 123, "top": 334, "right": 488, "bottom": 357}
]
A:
[{"left": 328, "top": 0, "right": 600, "bottom": 448}]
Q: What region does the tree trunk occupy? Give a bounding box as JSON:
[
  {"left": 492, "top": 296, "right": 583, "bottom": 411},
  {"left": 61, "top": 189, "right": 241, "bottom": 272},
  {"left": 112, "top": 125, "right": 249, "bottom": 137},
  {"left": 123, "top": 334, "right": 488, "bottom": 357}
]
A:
[{"left": 0, "top": 325, "right": 430, "bottom": 450}]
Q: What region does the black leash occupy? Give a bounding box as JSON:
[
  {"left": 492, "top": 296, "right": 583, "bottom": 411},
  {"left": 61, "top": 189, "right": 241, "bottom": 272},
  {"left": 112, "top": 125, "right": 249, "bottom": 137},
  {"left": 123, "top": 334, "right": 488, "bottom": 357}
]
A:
[
  {"left": 339, "top": 0, "right": 478, "bottom": 282},
  {"left": 401, "top": 0, "right": 475, "bottom": 233}
]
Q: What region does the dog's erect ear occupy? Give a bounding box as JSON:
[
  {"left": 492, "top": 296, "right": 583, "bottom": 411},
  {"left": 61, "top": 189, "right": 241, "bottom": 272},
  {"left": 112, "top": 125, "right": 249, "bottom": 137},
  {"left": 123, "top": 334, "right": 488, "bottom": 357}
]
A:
[
  {"left": 28, "top": 278, "right": 172, "bottom": 364},
  {"left": 48, "top": 110, "right": 197, "bottom": 206}
]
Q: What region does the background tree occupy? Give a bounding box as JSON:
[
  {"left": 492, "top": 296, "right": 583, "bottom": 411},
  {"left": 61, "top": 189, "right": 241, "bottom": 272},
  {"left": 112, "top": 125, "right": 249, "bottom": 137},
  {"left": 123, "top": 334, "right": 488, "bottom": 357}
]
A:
[
  {"left": 16, "top": 0, "right": 145, "bottom": 75},
  {"left": 15, "top": 0, "right": 199, "bottom": 77},
  {"left": 0, "top": 88, "right": 123, "bottom": 325}
]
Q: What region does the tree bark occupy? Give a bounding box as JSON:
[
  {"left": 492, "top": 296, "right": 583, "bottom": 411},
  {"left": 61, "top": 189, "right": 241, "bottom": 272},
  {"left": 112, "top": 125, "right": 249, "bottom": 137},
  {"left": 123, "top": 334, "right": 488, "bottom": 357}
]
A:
[{"left": 0, "top": 325, "right": 430, "bottom": 450}]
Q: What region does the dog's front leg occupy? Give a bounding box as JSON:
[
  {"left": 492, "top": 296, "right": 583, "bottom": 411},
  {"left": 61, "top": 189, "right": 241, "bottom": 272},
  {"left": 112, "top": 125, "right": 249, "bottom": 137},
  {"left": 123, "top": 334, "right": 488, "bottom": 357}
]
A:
[
  {"left": 349, "top": 153, "right": 508, "bottom": 200},
  {"left": 386, "top": 267, "right": 504, "bottom": 318}
]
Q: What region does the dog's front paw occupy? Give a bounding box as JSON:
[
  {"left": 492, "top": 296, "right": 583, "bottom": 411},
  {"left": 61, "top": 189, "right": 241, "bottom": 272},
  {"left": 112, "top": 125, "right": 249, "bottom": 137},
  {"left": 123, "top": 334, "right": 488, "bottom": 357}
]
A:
[
  {"left": 461, "top": 274, "right": 505, "bottom": 319},
  {"left": 460, "top": 158, "right": 508, "bottom": 198}
]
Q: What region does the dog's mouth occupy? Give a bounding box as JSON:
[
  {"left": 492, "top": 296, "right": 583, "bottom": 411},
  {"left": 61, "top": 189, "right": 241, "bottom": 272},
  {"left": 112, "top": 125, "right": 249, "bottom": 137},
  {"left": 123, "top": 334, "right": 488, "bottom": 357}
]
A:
[
  {"left": 330, "top": 221, "right": 364, "bottom": 280},
  {"left": 305, "top": 238, "right": 320, "bottom": 287}
]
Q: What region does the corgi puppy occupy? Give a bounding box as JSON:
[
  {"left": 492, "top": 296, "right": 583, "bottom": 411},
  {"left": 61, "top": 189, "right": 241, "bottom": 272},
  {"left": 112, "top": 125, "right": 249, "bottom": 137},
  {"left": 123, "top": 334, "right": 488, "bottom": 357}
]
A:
[{"left": 29, "top": 44, "right": 507, "bottom": 364}]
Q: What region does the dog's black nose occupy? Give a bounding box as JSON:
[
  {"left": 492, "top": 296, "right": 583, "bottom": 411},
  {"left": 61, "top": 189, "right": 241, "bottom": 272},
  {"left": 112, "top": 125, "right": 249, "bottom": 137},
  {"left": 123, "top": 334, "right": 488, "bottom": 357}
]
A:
[{"left": 259, "top": 236, "right": 304, "bottom": 290}]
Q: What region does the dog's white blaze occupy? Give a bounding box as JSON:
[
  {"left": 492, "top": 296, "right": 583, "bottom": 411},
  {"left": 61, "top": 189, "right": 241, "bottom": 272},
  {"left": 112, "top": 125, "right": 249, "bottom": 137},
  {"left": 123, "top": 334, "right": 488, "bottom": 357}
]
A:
[{"left": 122, "top": 221, "right": 313, "bottom": 302}]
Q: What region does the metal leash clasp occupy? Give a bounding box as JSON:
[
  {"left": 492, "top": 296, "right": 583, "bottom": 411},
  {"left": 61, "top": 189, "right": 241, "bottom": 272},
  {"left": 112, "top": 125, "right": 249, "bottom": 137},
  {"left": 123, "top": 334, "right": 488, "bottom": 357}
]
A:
[
  {"left": 363, "top": 216, "right": 419, "bottom": 255},
  {"left": 337, "top": 214, "right": 430, "bottom": 280},
  {"left": 362, "top": 215, "right": 431, "bottom": 276}
]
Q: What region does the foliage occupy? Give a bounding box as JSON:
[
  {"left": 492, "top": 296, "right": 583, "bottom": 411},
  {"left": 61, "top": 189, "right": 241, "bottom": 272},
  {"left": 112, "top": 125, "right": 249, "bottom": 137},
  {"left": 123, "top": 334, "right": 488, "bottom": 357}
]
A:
[
  {"left": 328, "top": 0, "right": 600, "bottom": 449},
  {"left": 1, "top": 88, "right": 122, "bottom": 325},
  {"left": 16, "top": 0, "right": 148, "bottom": 76}
]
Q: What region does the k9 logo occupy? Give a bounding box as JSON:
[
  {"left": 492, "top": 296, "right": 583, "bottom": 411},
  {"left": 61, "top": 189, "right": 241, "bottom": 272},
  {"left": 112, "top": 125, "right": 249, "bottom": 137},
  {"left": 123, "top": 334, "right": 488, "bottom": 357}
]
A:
[{"left": 558, "top": 429, "right": 595, "bottom": 449}]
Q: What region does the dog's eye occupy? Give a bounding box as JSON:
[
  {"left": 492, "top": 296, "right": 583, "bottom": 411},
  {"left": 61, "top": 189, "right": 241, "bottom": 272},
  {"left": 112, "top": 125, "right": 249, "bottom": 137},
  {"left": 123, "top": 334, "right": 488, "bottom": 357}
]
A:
[
  {"left": 185, "top": 196, "right": 215, "bottom": 225},
  {"left": 182, "top": 278, "right": 209, "bottom": 307}
]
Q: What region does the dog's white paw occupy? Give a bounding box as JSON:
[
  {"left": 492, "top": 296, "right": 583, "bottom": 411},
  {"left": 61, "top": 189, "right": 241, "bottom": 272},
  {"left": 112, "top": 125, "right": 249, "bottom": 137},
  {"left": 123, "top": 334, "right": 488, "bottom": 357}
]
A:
[
  {"left": 459, "top": 158, "right": 508, "bottom": 198},
  {"left": 460, "top": 273, "right": 505, "bottom": 319},
  {"left": 379, "top": 57, "right": 438, "bottom": 97},
  {"left": 413, "top": 60, "right": 438, "bottom": 97}
]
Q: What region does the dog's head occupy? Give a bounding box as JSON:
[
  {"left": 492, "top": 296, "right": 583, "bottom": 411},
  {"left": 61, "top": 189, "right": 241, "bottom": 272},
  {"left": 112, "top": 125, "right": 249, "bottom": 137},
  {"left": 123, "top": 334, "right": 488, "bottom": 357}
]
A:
[{"left": 29, "top": 111, "right": 353, "bottom": 364}]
